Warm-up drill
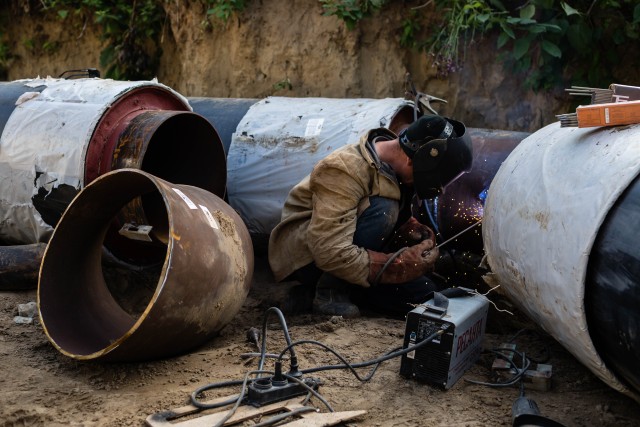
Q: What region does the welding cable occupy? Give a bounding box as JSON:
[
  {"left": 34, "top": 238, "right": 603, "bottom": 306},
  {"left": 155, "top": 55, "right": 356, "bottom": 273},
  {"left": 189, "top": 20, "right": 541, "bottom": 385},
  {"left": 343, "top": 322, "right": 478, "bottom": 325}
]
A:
[
  {"left": 424, "top": 197, "right": 442, "bottom": 239},
  {"left": 251, "top": 406, "right": 318, "bottom": 427},
  {"left": 190, "top": 369, "right": 272, "bottom": 410},
  {"left": 374, "top": 219, "right": 483, "bottom": 286},
  {"left": 506, "top": 328, "right": 550, "bottom": 364},
  {"left": 284, "top": 373, "right": 334, "bottom": 412},
  {"left": 464, "top": 348, "right": 531, "bottom": 388},
  {"left": 279, "top": 328, "right": 446, "bottom": 382},
  {"left": 372, "top": 246, "right": 409, "bottom": 286},
  {"left": 257, "top": 307, "right": 299, "bottom": 375}
]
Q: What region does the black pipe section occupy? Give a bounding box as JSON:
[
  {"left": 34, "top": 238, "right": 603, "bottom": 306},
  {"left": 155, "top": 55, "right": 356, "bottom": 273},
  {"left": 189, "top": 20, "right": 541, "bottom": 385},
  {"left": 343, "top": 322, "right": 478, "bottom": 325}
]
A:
[
  {"left": 188, "top": 97, "right": 257, "bottom": 155},
  {"left": 586, "top": 173, "right": 640, "bottom": 394},
  {"left": 425, "top": 128, "right": 530, "bottom": 253},
  {"left": 0, "top": 81, "right": 46, "bottom": 137},
  {"left": 0, "top": 243, "right": 47, "bottom": 291}
]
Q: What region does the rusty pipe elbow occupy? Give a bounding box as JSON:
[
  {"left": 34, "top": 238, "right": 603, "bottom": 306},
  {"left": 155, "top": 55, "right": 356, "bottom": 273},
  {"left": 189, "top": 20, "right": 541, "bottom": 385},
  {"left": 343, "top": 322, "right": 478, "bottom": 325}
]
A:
[{"left": 37, "top": 169, "right": 253, "bottom": 362}]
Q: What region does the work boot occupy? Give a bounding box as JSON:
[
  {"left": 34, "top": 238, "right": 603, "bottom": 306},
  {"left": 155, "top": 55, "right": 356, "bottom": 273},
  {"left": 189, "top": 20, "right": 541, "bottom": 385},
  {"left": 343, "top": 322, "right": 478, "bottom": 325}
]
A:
[
  {"left": 278, "top": 284, "right": 315, "bottom": 315},
  {"left": 312, "top": 273, "right": 360, "bottom": 318}
]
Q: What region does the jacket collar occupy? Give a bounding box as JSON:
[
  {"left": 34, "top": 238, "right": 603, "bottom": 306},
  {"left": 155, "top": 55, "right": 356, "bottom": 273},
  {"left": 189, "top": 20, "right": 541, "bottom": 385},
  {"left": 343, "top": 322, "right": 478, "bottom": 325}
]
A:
[{"left": 359, "top": 127, "right": 399, "bottom": 182}]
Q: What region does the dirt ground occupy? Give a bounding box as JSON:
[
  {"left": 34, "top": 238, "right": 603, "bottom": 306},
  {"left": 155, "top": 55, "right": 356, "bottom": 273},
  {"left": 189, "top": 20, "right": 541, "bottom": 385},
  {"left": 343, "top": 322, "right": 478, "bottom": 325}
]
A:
[{"left": 1, "top": 255, "right": 640, "bottom": 427}]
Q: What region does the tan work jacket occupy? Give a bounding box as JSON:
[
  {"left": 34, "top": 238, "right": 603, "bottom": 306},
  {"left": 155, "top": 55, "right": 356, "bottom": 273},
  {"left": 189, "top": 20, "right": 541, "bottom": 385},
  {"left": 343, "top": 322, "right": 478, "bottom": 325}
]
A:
[{"left": 268, "top": 128, "right": 402, "bottom": 287}]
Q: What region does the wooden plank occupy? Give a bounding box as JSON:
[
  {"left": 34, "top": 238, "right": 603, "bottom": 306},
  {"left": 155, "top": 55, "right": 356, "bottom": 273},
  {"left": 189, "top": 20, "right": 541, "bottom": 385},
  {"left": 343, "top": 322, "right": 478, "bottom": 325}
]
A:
[
  {"left": 146, "top": 397, "right": 303, "bottom": 427},
  {"left": 286, "top": 410, "right": 367, "bottom": 427}
]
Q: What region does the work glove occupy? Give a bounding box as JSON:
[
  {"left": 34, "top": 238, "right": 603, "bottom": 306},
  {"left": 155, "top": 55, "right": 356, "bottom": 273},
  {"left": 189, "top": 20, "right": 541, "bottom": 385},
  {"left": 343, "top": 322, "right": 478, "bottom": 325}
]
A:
[
  {"left": 387, "top": 217, "right": 435, "bottom": 252},
  {"left": 367, "top": 238, "right": 439, "bottom": 286}
]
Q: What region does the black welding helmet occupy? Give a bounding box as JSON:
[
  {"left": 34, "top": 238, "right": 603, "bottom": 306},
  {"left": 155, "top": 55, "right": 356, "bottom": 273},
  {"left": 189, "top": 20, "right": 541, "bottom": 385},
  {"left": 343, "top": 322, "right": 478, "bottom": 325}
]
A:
[{"left": 398, "top": 115, "right": 473, "bottom": 199}]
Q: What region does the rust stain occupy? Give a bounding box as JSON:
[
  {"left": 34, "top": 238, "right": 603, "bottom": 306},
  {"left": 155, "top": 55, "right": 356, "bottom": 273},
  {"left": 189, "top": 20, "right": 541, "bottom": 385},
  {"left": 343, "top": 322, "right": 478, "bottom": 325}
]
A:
[{"left": 533, "top": 212, "right": 549, "bottom": 230}]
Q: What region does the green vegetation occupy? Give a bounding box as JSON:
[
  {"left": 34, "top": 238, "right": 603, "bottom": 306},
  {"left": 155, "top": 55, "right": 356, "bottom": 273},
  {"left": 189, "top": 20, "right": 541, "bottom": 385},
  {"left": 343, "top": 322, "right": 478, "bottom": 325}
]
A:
[
  {"left": 42, "top": 0, "right": 165, "bottom": 80},
  {"left": 324, "top": 0, "right": 640, "bottom": 90},
  {"left": 205, "top": 0, "right": 247, "bottom": 22},
  {"left": 0, "top": 15, "right": 10, "bottom": 79},
  {"left": 36, "top": 0, "right": 247, "bottom": 80},
  {"left": 319, "top": 0, "right": 386, "bottom": 30},
  {"left": 3, "top": 0, "right": 638, "bottom": 89}
]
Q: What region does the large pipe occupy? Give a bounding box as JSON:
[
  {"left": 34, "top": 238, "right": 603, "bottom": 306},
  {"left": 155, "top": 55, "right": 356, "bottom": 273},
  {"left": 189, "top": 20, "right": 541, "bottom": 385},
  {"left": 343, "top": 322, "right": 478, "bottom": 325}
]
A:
[
  {"left": 0, "top": 78, "right": 225, "bottom": 247},
  {"left": 427, "top": 128, "right": 530, "bottom": 254},
  {"left": 38, "top": 168, "right": 253, "bottom": 361},
  {"left": 0, "top": 243, "right": 46, "bottom": 290},
  {"left": 187, "top": 97, "right": 528, "bottom": 252},
  {"left": 484, "top": 122, "right": 640, "bottom": 402}
]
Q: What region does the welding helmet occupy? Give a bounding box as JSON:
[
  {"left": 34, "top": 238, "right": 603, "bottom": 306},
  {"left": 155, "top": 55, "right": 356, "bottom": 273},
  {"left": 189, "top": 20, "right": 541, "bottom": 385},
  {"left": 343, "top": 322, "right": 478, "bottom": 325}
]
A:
[{"left": 398, "top": 115, "right": 473, "bottom": 199}]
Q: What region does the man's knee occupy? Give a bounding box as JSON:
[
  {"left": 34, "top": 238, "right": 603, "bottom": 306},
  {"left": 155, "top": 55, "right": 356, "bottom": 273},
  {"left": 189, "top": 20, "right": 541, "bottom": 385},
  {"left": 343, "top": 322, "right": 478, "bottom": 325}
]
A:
[{"left": 353, "top": 196, "right": 399, "bottom": 251}]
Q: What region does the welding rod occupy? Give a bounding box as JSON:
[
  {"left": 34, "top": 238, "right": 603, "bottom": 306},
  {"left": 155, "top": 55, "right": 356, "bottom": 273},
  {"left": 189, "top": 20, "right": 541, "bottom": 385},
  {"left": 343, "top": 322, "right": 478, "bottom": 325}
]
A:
[
  {"left": 422, "top": 219, "right": 483, "bottom": 257},
  {"left": 556, "top": 112, "right": 579, "bottom": 127},
  {"left": 566, "top": 86, "right": 613, "bottom": 104}
]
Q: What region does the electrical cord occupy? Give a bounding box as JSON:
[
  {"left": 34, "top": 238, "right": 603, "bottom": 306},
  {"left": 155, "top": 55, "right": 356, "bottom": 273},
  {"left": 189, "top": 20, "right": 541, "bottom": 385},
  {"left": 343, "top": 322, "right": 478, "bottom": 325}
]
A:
[
  {"left": 281, "top": 328, "right": 446, "bottom": 382},
  {"left": 190, "top": 369, "right": 272, "bottom": 409},
  {"left": 257, "top": 307, "right": 300, "bottom": 376},
  {"left": 464, "top": 347, "right": 531, "bottom": 388},
  {"left": 187, "top": 307, "right": 445, "bottom": 426},
  {"left": 507, "top": 328, "right": 550, "bottom": 364},
  {"left": 251, "top": 406, "right": 317, "bottom": 427},
  {"left": 372, "top": 246, "right": 408, "bottom": 286}
]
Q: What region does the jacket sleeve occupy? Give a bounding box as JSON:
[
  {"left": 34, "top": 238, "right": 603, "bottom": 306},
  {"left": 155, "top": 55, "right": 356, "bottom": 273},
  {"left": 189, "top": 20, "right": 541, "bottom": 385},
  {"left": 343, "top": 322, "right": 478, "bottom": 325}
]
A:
[{"left": 306, "top": 156, "right": 372, "bottom": 287}]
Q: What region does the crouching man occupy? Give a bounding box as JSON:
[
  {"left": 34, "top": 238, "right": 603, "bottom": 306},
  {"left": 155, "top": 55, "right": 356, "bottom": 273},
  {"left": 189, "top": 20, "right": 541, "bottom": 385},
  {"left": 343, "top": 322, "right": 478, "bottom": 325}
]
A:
[{"left": 268, "top": 115, "right": 472, "bottom": 318}]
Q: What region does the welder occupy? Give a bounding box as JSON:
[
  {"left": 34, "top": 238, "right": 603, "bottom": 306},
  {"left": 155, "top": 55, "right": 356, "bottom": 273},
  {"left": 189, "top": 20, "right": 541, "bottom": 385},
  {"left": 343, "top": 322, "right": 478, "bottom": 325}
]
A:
[{"left": 268, "top": 115, "right": 473, "bottom": 318}]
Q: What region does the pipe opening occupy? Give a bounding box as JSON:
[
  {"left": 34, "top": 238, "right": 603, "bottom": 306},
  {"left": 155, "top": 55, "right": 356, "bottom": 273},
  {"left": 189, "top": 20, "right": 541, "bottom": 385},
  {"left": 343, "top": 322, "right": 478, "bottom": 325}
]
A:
[
  {"left": 139, "top": 112, "right": 227, "bottom": 198},
  {"left": 39, "top": 171, "right": 168, "bottom": 357},
  {"left": 586, "top": 173, "right": 640, "bottom": 393}
]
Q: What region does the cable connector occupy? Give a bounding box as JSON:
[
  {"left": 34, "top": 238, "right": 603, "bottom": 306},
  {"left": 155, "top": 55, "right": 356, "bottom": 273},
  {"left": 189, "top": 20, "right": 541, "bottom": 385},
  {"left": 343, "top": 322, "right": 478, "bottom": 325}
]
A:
[{"left": 287, "top": 355, "right": 303, "bottom": 379}]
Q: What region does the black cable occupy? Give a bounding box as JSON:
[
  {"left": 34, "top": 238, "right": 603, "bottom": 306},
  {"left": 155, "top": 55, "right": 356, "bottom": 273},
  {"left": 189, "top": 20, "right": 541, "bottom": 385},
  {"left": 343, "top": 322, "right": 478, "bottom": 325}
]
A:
[
  {"left": 190, "top": 369, "right": 272, "bottom": 409},
  {"left": 372, "top": 246, "right": 408, "bottom": 286},
  {"left": 507, "top": 328, "right": 550, "bottom": 364},
  {"left": 258, "top": 307, "right": 299, "bottom": 374},
  {"left": 251, "top": 406, "right": 317, "bottom": 427},
  {"left": 280, "top": 329, "right": 446, "bottom": 382},
  {"left": 189, "top": 311, "right": 443, "bottom": 422},
  {"left": 464, "top": 348, "right": 531, "bottom": 388},
  {"left": 284, "top": 374, "right": 334, "bottom": 412}
]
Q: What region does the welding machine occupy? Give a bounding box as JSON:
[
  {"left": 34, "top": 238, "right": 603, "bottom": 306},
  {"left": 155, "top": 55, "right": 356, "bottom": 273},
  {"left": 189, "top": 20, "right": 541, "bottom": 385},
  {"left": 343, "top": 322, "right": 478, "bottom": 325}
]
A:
[{"left": 400, "top": 289, "right": 489, "bottom": 389}]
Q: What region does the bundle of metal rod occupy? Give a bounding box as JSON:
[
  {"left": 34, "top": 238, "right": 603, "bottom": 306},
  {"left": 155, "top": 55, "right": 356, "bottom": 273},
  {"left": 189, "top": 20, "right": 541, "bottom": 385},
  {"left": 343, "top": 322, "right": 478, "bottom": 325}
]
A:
[
  {"left": 556, "top": 112, "right": 579, "bottom": 127},
  {"left": 566, "top": 86, "right": 613, "bottom": 104},
  {"left": 556, "top": 101, "right": 640, "bottom": 128},
  {"left": 567, "top": 84, "right": 640, "bottom": 104}
]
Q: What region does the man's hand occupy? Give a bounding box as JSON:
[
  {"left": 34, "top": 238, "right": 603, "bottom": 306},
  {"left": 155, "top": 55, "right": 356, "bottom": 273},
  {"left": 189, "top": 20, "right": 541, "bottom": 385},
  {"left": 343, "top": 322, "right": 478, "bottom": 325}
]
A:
[
  {"left": 367, "top": 238, "right": 440, "bottom": 285},
  {"left": 387, "top": 217, "right": 435, "bottom": 251}
]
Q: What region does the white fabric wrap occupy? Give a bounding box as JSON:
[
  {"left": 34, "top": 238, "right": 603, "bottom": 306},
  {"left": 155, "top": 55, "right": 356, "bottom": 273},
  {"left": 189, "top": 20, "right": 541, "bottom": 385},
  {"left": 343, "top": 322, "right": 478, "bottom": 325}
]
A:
[
  {"left": 483, "top": 121, "right": 640, "bottom": 402},
  {"left": 226, "top": 96, "right": 411, "bottom": 235},
  {"left": 0, "top": 77, "right": 188, "bottom": 243}
]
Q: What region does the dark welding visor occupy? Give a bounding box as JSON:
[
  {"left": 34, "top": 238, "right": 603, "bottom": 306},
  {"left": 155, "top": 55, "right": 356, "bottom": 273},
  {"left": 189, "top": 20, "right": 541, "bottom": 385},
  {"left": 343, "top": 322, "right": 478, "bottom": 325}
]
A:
[{"left": 411, "top": 118, "right": 473, "bottom": 199}]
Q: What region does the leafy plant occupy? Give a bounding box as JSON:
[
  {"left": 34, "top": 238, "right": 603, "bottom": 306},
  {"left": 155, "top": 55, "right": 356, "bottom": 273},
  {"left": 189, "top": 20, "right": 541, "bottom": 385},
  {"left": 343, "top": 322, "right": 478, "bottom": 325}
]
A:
[
  {"left": 319, "top": 0, "right": 387, "bottom": 30},
  {"left": 273, "top": 77, "right": 293, "bottom": 91},
  {"left": 320, "top": 0, "right": 640, "bottom": 91},
  {"left": 205, "top": 0, "right": 247, "bottom": 22},
  {"left": 0, "top": 31, "right": 9, "bottom": 80},
  {"left": 42, "top": 0, "right": 165, "bottom": 80}
]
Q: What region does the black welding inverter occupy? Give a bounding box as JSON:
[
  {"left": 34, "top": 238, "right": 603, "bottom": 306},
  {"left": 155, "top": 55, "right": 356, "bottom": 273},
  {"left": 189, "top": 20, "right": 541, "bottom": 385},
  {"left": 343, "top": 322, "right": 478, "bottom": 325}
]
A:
[{"left": 400, "top": 290, "right": 489, "bottom": 389}]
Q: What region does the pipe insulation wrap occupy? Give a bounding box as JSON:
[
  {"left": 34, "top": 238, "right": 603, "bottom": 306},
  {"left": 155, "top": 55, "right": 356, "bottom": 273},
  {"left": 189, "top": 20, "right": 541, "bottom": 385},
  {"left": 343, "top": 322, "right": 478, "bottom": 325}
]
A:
[
  {"left": 38, "top": 168, "right": 253, "bottom": 361},
  {"left": 226, "top": 96, "right": 414, "bottom": 235},
  {"left": 0, "top": 77, "right": 191, "bottom": 244},
  {"left": 483, "top": 122, "right": 640, "bottom": 402}
]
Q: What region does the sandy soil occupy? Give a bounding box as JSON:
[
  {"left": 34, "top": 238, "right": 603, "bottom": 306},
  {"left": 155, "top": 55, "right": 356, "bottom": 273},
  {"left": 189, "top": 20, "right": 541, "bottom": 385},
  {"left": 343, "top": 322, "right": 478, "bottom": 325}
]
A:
[{"left": 1, "top": 256, "right": 640, "bottom": 427}]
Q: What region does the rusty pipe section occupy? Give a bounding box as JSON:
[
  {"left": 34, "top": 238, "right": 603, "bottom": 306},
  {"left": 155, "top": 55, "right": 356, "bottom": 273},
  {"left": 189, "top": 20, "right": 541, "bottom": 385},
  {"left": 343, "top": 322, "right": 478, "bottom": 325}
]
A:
[
  {"left": 0, "top": 78, "right": 225, "bottom": 246},
  {"left": 38, "top": 169, "right": 253, "bottom": 361},
  {"left": 0, "top": 243, "right": 46, "bottom": 291},
  {"left": 105, "top": 110, "right": 227, "bottom": 264}
]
